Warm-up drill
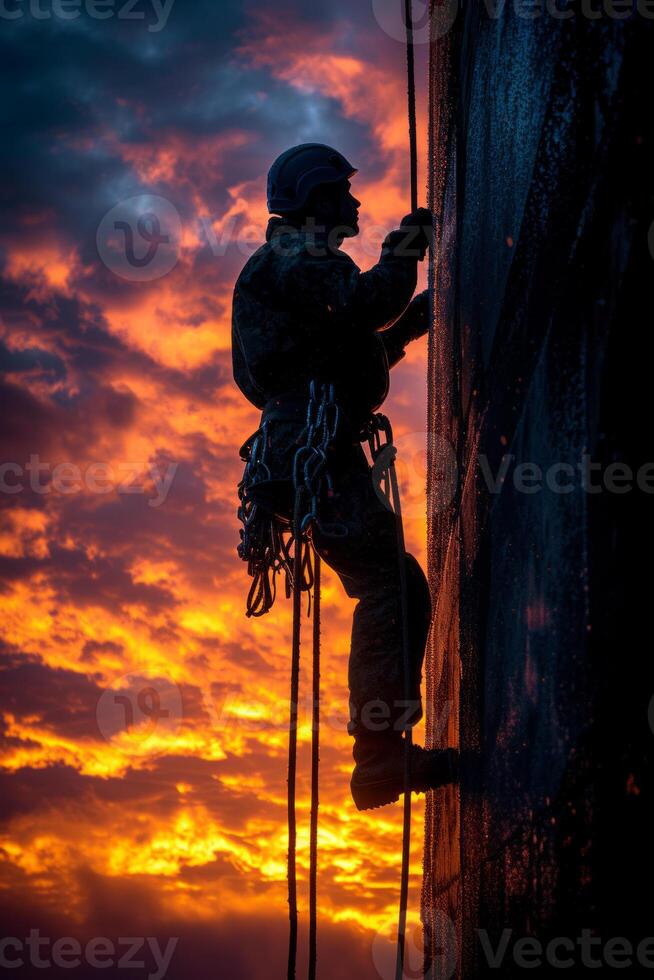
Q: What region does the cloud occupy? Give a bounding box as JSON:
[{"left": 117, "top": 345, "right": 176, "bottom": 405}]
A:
[{"left": 0, "top": 2, "right": 431, "bottom": 974}]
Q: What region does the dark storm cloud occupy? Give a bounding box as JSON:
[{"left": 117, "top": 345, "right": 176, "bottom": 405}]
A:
[
  {"left": 0, "top": 0, "right": 387, "bottom": 286},
  {"left": 81, "top": 637, "right": 124, "bottom": 662},
  {"left": 0, "top": 260, "right": 233, "bottom": 406},
  {"left": 0, "top": 544, "right": 176, "bottom": 609},
  {"left": 0, "top": 4, "right": 312, "bottom": 208},
  {"left": 0, "top": 373, "right": 140, "bottom": 460},
  {"left": 0, "top": 341, "right": 67, "bottom": 382},
  {"left": 0, "top": 647, "right": 103, "bottom": 738},
  {"left": 0, "top": 267, "right": 124, "bottom": 375},
  {"left": 49, "top": 457, "right": 239, "bottom": 571}
]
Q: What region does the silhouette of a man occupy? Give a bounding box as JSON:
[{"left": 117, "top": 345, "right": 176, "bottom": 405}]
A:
[{"left": 232, "top": 144, "right": 456, "bottom": 809}]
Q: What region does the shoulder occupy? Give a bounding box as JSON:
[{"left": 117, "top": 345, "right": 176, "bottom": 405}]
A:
[{"left": 237, "top": 234, "right": 359, "bottom": 296}]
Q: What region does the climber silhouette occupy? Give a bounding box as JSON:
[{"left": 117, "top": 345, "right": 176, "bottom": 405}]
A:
[{"left": 232, "top": 143, "right": 457, "bottom": 809}]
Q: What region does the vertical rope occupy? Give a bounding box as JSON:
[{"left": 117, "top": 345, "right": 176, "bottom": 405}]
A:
[
  {"left": 396, "top": 4, "right": 418, "bottom": 976},
  {"left": 308, "top": 550, "right": 321, "bottom": 980},
  {"left": 390, "top": 452, "right": 413, "bottom": 980},
  {"left": 287, "top": 503, "right": 304, "bottom": 980},
  {"left": 405, "top": 0, "right": 419, "bottom": 212}
]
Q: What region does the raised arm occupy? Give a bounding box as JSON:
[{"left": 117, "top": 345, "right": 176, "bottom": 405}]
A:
[
  {"left": 378, "top": 289, "right": 430, "bottom": 367},
  {"left": 280, "top": 207, "right": 432, "bottom": 332}
]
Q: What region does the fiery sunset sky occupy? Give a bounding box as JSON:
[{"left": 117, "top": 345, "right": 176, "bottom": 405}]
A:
[{"left": 0, "top": 2, "right": 432, "bottom": 976}]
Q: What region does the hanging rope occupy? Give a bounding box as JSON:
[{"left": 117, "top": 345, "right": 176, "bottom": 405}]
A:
[
  {"left": 286, "top": 487, "right": 304, "bottom": 980},
  {"left": 393, "top": 3, "right": 419, "bottom": 977},
  {"left": 365, "top": 414, "right": 414, "bottom": 980},
  {"left": 286, "top": 382, "right": 342, "bottom": 980},
  {"left": 308, "top": 552, "right": 321, "bottom": 980},
  {"left": 405, "top": 0, "right": 419, "bottom": 213},
  {"left": 287, "top": 532, "right": 321, "bottom": 980},
  {"left": 391, "top": 460, "right": 413, "bottom": 980}
]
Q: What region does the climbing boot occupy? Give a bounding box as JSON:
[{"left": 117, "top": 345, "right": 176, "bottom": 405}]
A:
[{"left": 350, "top": 733, "right": 458, "bottom": 811}]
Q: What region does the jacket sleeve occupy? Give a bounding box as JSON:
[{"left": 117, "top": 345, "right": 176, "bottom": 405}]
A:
[
  {"left": 378, "top": 289, "right": 430, "bottom": 367},
  {"left": 282, "top": 230, "right": 421, "bottom": 332}
]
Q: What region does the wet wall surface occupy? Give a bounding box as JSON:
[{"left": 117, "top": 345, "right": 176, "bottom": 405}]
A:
[{"left": 423, "top": 3, "right": 652, "bottom": 976}]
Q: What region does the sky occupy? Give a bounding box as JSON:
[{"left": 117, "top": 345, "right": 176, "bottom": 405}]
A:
[{"left": 0, "top": 1, "right": 433, "bottom": 977}]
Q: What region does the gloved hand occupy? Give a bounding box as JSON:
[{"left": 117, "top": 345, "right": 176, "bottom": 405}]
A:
[
  {"left": 400, "top": 206, "right": 433, "bottom": 229},
  {"left": 378, "top": 289, "right": 431, "bottom": 367},
  {"left": 399, "top": 206, "right": 433, "bottom": 260},
  {"left": 403, "top": 289, "right": 430, "bottom": 341}
]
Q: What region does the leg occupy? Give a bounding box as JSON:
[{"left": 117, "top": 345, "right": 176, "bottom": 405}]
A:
[
  {"left": 310, "top": 448, "right": 456, "bottom": 809},
  {"left": 311, "top": 453, "right": 431, "bottom": 738}
]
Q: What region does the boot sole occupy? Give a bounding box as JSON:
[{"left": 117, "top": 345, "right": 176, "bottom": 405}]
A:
[
  {"left": 351, "top": 780, "right": 400, "bottom": 811},
  {"left": 351, "top": 776, "right": 420, "bottom": 811},
  {"left": 350, "top": 750, "right": 459, "bottom": 811},
  {"left": 351, "top": 771, "right": 454, "bottom": 811}
]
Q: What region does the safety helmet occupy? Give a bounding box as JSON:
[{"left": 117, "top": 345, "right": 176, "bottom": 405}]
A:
[{"left": 267, "top": 143, "right": 358, "bottom": 214}]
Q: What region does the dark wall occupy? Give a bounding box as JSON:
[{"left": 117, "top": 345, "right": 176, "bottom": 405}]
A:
[{"left": 423, "top": 3, "right": 652, "bottom": 977}]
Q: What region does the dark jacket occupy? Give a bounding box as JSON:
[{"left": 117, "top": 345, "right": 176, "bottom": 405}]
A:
[{"left": 232, "top": 217, "right": 429, "bottom": 429}]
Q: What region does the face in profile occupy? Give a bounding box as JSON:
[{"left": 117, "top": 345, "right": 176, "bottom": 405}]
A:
[
  {"left": 308, "top": 179, "right": 361, "bottom": 239},
  {"left": 336, "top": 180, "right": 361, "bottom": 237}
]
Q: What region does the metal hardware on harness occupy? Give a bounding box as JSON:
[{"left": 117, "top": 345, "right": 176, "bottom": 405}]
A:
[
  {"left": 292, "top": 380, "right": 346, "bottom": 539},
  {"left": 237, "top": 384, "right": 347, "bottom": 619}
]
